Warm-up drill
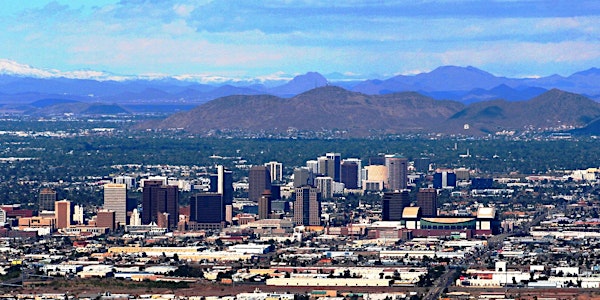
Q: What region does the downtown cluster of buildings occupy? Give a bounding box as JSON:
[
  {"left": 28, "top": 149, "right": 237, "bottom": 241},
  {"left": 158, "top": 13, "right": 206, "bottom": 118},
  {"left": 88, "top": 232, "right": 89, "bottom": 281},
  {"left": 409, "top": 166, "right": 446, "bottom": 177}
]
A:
[
  {"left": 0, "top": 152, "right": 503, "bottom": 241},
  {"left": 1, "top": 150, "right": 600, "bottom": 299}
]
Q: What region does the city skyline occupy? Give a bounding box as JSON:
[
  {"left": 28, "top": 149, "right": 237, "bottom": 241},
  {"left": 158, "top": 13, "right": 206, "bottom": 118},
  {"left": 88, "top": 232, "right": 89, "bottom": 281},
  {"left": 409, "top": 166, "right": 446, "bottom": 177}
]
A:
[{"left": 1, "top": 1, "right": 600, "bottom": 82}]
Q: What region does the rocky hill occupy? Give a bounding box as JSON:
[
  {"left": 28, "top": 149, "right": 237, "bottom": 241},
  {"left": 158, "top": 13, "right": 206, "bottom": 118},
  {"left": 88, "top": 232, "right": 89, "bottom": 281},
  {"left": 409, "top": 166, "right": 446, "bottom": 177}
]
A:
[
  {"left": 150, "top": 86, "right": 464, "bottom": 135},
  {"left": 145, "top": 87, "right": 600, "bottom": 136}
]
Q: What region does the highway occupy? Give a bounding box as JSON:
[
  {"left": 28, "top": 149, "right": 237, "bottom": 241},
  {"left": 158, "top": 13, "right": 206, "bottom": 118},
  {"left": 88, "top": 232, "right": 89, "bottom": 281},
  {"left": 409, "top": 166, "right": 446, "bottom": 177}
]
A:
[{"left": 422, "top": 208, "right": 550, "bottom": 300}]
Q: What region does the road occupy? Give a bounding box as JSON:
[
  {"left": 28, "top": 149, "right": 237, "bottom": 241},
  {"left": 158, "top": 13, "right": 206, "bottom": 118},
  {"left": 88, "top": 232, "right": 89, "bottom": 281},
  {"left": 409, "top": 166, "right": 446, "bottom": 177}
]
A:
[
  {"left": 422, "top": 208, "right": 552, "bottom": 300},
  {"left": 422, "top": 268, "right": 458, "bottom": 300}
]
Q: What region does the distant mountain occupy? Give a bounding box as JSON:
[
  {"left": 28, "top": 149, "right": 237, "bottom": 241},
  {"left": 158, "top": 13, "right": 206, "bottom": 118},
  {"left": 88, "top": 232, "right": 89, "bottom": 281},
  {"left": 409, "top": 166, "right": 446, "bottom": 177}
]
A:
[
  {"left": 268, "top": 72, "right": 329, "bottom": 97},
  {"left": 3, "top": 58, "right": 600, "bottom": 118},
  {"left": 30, "top": 98, "right": 80, "bottom": 108},
  {"left": 351, "top": 66, "right": 518, "bottom": 95},
  {"left": 455, "top": 85, "right": 547, "bottom": 104},
  {"left": 145, "top": 86, "right": 464, "bottom": 135},
  {"left": 0, "top": 98, "right": 130, "bottom": 116}
]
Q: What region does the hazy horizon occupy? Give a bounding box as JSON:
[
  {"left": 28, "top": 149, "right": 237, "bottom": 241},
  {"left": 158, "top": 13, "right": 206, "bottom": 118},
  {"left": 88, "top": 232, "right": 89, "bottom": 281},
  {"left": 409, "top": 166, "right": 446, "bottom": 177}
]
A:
[{"left": 2, "top": 1, "right": 600, "bottom": 80}]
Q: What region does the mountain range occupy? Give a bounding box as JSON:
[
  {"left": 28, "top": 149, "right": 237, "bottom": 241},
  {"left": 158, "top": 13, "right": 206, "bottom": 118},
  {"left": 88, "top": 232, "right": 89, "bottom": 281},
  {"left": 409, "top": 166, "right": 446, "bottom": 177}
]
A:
[
  {"left": 144, "top": 86, "right": 600, "bottom": 136},
  {"left": 3, "top": 59, "right": 600, "bottom": 111},
  {"left": 4, "top": 59, "right": 600, "bottom": 135}
]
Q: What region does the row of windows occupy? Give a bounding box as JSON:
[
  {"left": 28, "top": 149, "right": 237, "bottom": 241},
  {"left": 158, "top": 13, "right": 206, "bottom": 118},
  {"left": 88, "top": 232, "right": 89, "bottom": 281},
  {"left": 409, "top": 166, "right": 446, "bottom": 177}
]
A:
[{"left": 421, "top": 225, "right": 475, "bottom": 230}]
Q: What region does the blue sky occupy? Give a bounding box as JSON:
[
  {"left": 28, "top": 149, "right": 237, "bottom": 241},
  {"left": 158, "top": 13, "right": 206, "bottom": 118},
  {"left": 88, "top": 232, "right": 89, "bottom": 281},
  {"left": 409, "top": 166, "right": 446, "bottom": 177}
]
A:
[{"left": 2, "top": 0, "right": 600, "bottom": 80}]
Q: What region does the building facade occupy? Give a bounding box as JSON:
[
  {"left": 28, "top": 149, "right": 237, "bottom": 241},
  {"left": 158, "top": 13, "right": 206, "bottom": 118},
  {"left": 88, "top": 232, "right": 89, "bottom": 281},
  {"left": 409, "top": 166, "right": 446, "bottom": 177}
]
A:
[
  {"left": 142, "top": 180, "right": 179, "bottom": 229},
  {"left": 294, "top": 186, "right": 321, "bottom": 226},
  {"left": 382, "top": 191, "right": 411, "bottom": 221},
  {"left": 417, "top": 188, "right": 438, "bottom": 217},
  {"left": 55, "top": 200, "right": 72, "bottom": 229},
  {"left": 249, "top": 166, "right": 272, "bottom": 203},
  {"left": 387, "top": 156, "right": 408, "bottom": 191},
  {"left": 264, "top": 161, "right": 283, "bottom": 183},
  {"left": 103, "top": 183, "right": 127, "bottom": 227},
  {"left": 39, "top": 188, "right": 57, "bottom": 212}
]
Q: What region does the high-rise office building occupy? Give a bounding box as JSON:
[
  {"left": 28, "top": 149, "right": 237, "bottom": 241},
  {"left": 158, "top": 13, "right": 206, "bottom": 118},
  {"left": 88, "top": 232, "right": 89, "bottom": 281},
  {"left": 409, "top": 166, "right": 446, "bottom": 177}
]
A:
[
  {"left": 209, "top": 165, "right": 233, "bottom": 222},
  {"left": 39, "top": 188, "right": 57, "bottom": 212},
  {"left": 413, "top": 157, "right": 431, "bottom": 173},
  {"left": 217, "top": 165, "right": 234, "bottom": 205},
  {"left": 130, "top": 208, "right": 141, "bottom": 226},
  {"left": 96, "top": 210, "right": 116, "bottom": 231},
  {"left": 258, "top": 190, "right": 272, "bottom": 219},
  {"left": 369, "top": 156, "right": 386, "bottom": 166},
  {"left": 387, "top": 155, "right": 408, "bottom": 191},
  {"left": 364, "top": 165, "right": 388, "bottom": 186},
  {"left": 433, "top": 171, "right": 457, "bottom": 189},
  {"left": 142, "top": 180, "right": 179, "bottom": 229},
  {"left": 306, "top": 160, "right": 318, "bottom": 174},
  {"left": 293, "top": 167, "right": 311, "bottom": 188},
  {"left": 55, "top": 200, "right": 72, "bottom": 229},
  {"left": 315, "top": 176, "right": 334, "bottom": 199},
  {"left": 112, "top": 176, "right": 137, "bottom": 189},
  {"left": 249, "top": 166, "right": 271, "bottom": 203},
  {"left": 326, "top": 153, "right": 341, "bottom": 182},
  {"left": 294, "top": 186, "right": 321, "bottom": 226},
  {"left": 73, "top": 205, "right": 84, "bottom": 225},
  {"left": 341, "top": 159, "right": 360, "bottom": 189},
  {"left": 417, "top": 188, "right": 438, "bottom": 217},
  {"left": 264, "top": 161, "right": 283, "bottom": 183},
  {"left": 317, "top": 156, "right": 328, "bottom": 176},
  {"left": 190, "top": 193, "right": 223, "bottom": 224},
  {"left": 382, "top": 191, "right": 410, "bottom": 221},
  {"left": 103, "top": 183, "right": 127, "bottom": 227}
]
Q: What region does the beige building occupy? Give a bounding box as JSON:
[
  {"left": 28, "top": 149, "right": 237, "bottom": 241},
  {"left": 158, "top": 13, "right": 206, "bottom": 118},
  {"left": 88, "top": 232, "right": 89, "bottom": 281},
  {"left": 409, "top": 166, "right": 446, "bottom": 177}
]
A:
[{"left": 103, "top": 183, "right": 127, "bottom": 226}]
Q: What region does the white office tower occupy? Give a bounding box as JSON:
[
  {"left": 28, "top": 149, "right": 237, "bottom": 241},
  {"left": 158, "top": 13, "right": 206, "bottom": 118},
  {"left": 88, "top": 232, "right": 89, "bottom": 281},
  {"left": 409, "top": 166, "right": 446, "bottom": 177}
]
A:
[
  {"left": 315, "top": 177, "right": 334, "bottom": 199},
  {"left": 103, "top": 183, "right": 127, "bottom": 227},
  {"left": 217, "top": 165, "right": 225, "bottom": 194},
  {"left": 72, "top": 205, "right": 84, "bottom": 224},
  {"left": 264, "top": 161, "right": 283, "bottom": 183},
  {"left": 306, "top": 160, "right": 318, "bottom": 175},
  {"left": 112, "top": 175, "right": 137, "bottom": 189},
  {"left": 130, "top": 208, "right": 142, "bottom": 226}
]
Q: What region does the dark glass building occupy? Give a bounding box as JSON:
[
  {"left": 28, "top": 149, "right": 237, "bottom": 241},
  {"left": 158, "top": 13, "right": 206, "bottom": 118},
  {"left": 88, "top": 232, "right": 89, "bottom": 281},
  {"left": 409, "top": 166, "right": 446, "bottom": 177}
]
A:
[
  {"left": 417, "top": 188, "right": 438, "bottom": 217},
  {"left": 142, "top": 180, "right": 179, "bottom": 229},
  {"left": 382, "top": 191, "right": 410, "bottom": 221},
  {"left": 249, "top": 166, "right": 271, "bottom": 203}
]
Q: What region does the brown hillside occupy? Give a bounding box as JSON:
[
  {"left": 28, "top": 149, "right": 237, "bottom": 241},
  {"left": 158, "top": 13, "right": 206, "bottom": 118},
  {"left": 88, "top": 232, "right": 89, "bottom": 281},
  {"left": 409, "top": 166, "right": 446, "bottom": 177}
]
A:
[
  {"left": 150, "top": 86, "right": 465, "bottom": 135},
  {"left": 439, "top": 89, "right": 600, "bottom": 134}
]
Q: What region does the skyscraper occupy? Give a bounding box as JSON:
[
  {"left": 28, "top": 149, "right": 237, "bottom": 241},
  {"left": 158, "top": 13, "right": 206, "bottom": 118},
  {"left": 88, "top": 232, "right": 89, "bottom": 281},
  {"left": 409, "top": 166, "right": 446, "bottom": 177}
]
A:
[
  {"left": 294, "top": 186, "right": 321, "bottom": 226},
  {"left": 258, "top": 190, "right": 272, "bottom": 219},
  {"left": 413, "top": 157, "right": 431, "bottom": 173},
  {"left": 96, "top": 210, "right": 116, "bottom": 231},
  {"left": 341, "top": 159, "right": 360, "bottom": 189},
  {"left": 142, "top": 180, "right": 179, "bottom": 229},
  {"left": 306, "top": 160, "right": 318, "bottom": 175},
  {"left": 417, "top": 188, "right": 438, "bottom": 217},
  {"left": 249, "top": 166, "right": 271, "bottom": 203},
  {"left": 209, "top": 165, "right": 234, "bottom": 222},
  {"left": 190, "top": 193, "right": 223, "bottom": 224},
  {"left": 326, "top": 153, "right": 341, "bottom": 182},
  {"left": 39, "top": 188, "right": 56, "bottom": 212},
  {"left": 382, "top": 191, "right": 410, "bottom": 221},
  {"left": 433, "top": 171, "right": 457, "bottom": 189},
  {"left": 293, "top": 167, "right": 310, "bottom": 188},
  {"left": 387, "top": 155, "right": 408, "bottom": 191},
  {"left": 103, "top": 183, "right": 127, "bottom": 227},
  {"left": 315, "top": 176, "right": 333, "bottom": 199},
  {"left": 264, "top": 161, "right": 283, "bottom": 183},
  {"left": 55, "top": 200, "right": 72, "bottom": 229}
]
